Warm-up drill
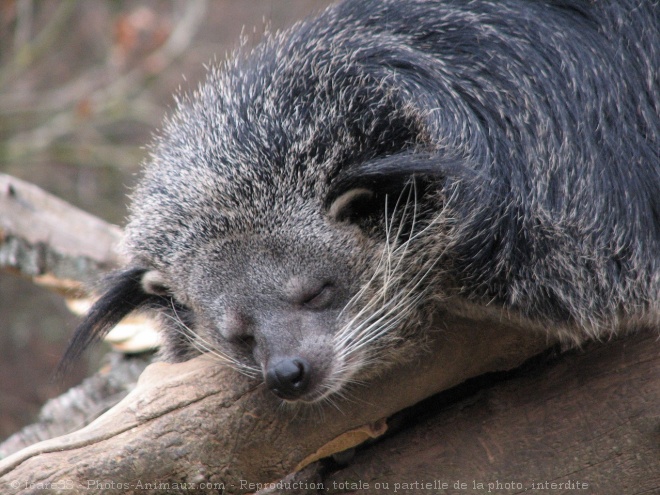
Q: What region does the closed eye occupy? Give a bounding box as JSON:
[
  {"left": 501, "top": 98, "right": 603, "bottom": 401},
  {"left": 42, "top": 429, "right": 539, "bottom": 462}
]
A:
[{"left": 301, "top": 283, "right": 335, "bottom": 310}]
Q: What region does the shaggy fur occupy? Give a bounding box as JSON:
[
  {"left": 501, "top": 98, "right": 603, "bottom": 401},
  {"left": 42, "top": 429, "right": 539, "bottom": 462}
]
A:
[{"left": 63, "top": 0, "right": 659, "bottom": 402}]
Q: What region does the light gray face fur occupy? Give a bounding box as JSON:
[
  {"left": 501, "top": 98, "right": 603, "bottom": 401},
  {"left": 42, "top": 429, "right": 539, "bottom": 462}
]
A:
[
  {"left": 132, "top": 180, "right": 439, "bottom": 403},
  {"left": 130, "top": 169, "right": 440, "bottom": 402},
  {"left": 145, "top": 207, "right": 388, "bottom": 401},
  {"left": 98, "top": 0, "right": 659, "bottom": 403}
]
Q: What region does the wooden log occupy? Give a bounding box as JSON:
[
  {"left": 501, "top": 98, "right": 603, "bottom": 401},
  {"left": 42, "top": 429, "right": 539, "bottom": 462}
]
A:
[
  {"left": 319, "top": 328, "right": 659, "bottom": 495},
  {"left": 0, "top": 173, "right": 124, "bottom": 296},
  {"left": 0, "top": 353, "right": 152, "bottom": 459},
  {"left": 0, "top": 173, "right": 159, "bottom": 456},
  {"left": 0, "top": 315, "right": 550, "bottom": 495}
]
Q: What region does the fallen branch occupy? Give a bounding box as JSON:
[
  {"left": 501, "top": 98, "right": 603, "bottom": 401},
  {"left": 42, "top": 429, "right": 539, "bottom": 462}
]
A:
[{"left": 0, "top": 173, "right": 124, "bottom": 296}]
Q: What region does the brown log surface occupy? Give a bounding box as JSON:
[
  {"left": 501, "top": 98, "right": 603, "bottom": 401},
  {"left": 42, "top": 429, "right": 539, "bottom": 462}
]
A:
[
  {"left": 0, "top": 316, "right": 550, "bottom": 495},
  {"left": 0, "top": 353, "right": 152, "bottom": 459},
  {"left": 322, "top": 329, "right": 659, "bottom": 495}
]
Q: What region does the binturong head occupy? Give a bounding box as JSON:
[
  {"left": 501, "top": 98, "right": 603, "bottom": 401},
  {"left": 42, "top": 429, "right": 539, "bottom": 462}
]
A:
[
  {"left": 58, "top": 4, "right": 470, "bottom": 403},
  {"left": 60, "top": 155, "right": 454, "bottom": 403}
]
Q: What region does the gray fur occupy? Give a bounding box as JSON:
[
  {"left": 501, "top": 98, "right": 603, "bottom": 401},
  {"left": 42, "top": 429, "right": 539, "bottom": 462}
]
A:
[{"left": 67, "top": 0, "right": 659, "bottom": 402}]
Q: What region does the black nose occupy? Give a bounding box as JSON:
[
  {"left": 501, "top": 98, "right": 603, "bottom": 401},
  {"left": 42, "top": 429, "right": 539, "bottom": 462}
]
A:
[{"left": 265, "top": 357, "right": 311, "bottom": 400}]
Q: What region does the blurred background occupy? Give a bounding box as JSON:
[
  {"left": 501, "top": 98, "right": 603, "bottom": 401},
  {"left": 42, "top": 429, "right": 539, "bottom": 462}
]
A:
[{"left": 0, "top": 0, "right": 332, "bottom": 442}]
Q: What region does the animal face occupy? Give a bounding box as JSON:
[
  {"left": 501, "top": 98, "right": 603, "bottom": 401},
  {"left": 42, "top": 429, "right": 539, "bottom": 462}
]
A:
[
  {"left": 134, "top": 177, "right": 444, "bottom": 403},
  {"left": 143, "top": 206, "right": 374, "bottom": 402}
]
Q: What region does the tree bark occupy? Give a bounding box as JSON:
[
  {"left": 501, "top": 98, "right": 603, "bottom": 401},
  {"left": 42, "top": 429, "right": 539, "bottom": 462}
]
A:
[
  {"left": 0, "top": 316, "right": 551, "bottom": 495},
  {"left": 320, "top": 328, "right": 659, "bottom": 495},
  {"left": 0, "top": 173, "right": 123, "bottom": 296}
]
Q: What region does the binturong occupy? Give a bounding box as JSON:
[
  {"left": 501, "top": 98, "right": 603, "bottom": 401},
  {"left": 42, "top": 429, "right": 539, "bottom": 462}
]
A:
[{"left": 61, "top": 0, "right": 659, "bottom": 403}]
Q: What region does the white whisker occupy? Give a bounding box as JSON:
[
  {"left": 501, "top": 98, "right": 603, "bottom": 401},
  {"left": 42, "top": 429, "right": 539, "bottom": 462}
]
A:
[
  {"left": 331, "top": 178, "right": 443, "bottom": 394},
  {"left": 162, "top": 304, "right": 260, "bottom": 378}
]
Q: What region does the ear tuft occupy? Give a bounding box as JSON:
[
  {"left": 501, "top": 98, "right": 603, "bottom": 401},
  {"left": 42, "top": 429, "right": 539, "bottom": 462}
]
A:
[
  {"left": 326, "top": 151, "right": 451, "bottom": 208},
  {"left": 326, "top": 151, "right": 485, "bottom": 220},
  {"left": 328, "top": 188, "right": 376, "bottom": 223},
  {"left": 141, "top": 269, "right": 171, "bottom": 296},
  {"left": 56, "top": 267, "right": 157, "bottom": 378}
]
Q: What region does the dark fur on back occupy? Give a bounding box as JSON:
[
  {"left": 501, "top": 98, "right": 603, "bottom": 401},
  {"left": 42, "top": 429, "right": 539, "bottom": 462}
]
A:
[{"left": 63, "top": 0, "right": 659, "bottom": 400}]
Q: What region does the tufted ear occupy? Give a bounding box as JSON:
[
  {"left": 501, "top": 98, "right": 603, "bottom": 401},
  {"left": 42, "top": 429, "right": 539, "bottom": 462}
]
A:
[
  {"left": 327, "top": 188, "right": 378, "bottom": 223},
  {"left": 326, "top": 151, "right": 476, "bottom": 225},
  {"left": 57, "top": 267, "right": 163, "bottom": 376}
]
